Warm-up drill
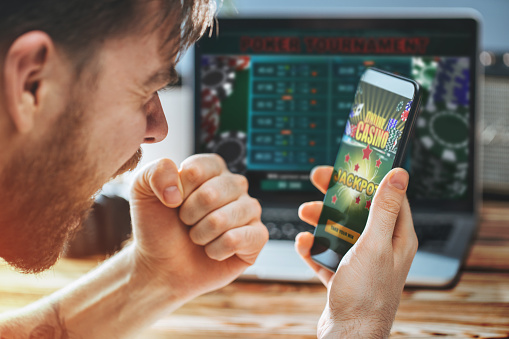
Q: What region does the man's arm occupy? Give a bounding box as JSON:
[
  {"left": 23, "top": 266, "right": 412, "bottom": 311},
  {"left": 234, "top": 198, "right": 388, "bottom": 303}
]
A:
[
  {"left": 0, "top": 155, "right": 268, "bottom": 337},
  {"left": 0, "top": 245, "right": 188, "bottom": 338}
]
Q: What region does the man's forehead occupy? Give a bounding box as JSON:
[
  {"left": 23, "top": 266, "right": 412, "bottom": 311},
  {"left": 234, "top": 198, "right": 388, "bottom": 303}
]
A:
[
  {"left": 145, "top": 28, "right": 180, "bottom": 87},
  {"left": 92, "top": 0, "right": 203, "bottom": 90}
]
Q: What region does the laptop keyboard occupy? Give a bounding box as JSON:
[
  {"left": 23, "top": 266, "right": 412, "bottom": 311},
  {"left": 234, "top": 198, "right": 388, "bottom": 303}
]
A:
[
  {"left": 262, "top": 207, "right": 315, "bottom": 241},
  {"left": 262, "top": 207, "right": 455, "bottom": 252},
  {"left": 414, "top": 221, "right": 454, "bottom": 252}
]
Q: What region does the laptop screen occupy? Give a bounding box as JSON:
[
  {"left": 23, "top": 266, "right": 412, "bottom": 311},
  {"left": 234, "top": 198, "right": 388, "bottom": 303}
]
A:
[{"left": 194, "top": 17, "right": 478, "bottom": 213}]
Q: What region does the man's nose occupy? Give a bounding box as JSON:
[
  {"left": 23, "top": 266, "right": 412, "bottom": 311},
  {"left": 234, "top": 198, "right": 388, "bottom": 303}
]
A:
[{"left": 143, "top": 92, "right": 168, "bottom": 144}]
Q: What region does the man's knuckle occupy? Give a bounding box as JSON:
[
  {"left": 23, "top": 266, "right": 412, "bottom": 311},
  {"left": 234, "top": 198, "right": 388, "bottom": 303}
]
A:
[
  {"left": 259, "top": 224, "right": 269, "bottom": 243},
  {"left": 178, "top": 207, "right": 193, "bottom": 225},
  {"left": 223, "top": 232, "right": 240, "bottom": 250},
  {"left": 198, "top": 186, "right": 218, "bottom": 207},
  {"left": 183, "top": 164, "right": 202, "bottom": 185},
  {"left": 211, "top": 153, "right": 227, "bottom": 167},
  {"left": 189, "top": 227, "right": 206, "bottom": 245},
  {"left": 156, "top": 158, "right": 173, "bottom": 170},
  {"left": 235, "top": 174, "right": 249, "bottom": 191},
  {"left": 250, "top": 198, "right": 262, "bottom": 216},
  {"left": 209, "top": 210, "right": 227, "bottom": 231},
  {"left": 204, "top": 245, "right": 220, "bottom": 260},
  {"left": 375, "top": 195, "right": 402, "bottom": 217}
]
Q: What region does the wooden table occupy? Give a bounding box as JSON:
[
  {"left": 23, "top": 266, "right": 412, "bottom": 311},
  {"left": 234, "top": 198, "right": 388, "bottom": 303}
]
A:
[{"left": 1, "top": 201, "right": 508, "bottom": 338}]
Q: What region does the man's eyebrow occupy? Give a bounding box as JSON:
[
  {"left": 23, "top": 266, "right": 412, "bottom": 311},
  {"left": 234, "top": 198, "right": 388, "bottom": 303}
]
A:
[{"left": 144, "top": 65, "right": 179, "bottom": 88}]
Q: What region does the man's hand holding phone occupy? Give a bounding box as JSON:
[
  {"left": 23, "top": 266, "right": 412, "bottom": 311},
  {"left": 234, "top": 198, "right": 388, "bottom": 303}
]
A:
[{"left": 296, "top": 166, "right": 418, "bottom": 338}]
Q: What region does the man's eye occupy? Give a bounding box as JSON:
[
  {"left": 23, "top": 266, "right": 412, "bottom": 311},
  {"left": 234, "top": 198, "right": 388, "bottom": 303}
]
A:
[
  {"left": 158, "top": 83, "right": 175, "bottom": 92},
  {"left": 160, "top": 72, "right": 181, "bottom": 91}
]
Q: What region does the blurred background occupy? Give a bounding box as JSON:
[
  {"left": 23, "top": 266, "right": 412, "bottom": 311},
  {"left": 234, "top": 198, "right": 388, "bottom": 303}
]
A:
[
  {"left": 74, "top": 0, "right": 509, "bottom": 257},
  {"left": 121, "top": 0, "right": 509, "bottom": 194},
  {"left": 222, "top": 0, "right": 508, "bottom": 50}
]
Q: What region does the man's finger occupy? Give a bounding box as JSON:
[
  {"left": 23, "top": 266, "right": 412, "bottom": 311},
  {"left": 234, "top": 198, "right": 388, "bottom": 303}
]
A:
[
  {"left": 179, "top": 173, "right": 248, "bottom": 225},
  {"left": 179, "top": 154, "right": 228, "bottom": 201},
  {"left": 204, "top": 223, "right": 269, "bottom": 265},
  {"left": 310, "top": 166, "right": 334, "bottom": 194},
  {"left": 363, "top": 168, "right": 409, "bottom": 243},
  {"left": 131, "top": 158, "right": 183, "bottom": 208},
  {"left": 294, "top": 232, "right": 334, "bottom": 285},
  {"left": 188, "top": 195, "right": 261, "bottom": 246},
  {"left": 298, "top": 201, "right": 323, "bottom": 227}
]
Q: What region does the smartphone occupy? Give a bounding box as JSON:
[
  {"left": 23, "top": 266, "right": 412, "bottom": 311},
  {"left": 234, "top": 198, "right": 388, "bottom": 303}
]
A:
[{"left": 310, "top": 68, "right": 422, "bottom": 272}]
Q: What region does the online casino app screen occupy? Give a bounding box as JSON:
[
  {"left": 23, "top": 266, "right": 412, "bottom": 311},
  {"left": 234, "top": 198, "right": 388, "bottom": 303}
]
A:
[{"left": 312, "top": 70, "right": 418, "bottom": 265}]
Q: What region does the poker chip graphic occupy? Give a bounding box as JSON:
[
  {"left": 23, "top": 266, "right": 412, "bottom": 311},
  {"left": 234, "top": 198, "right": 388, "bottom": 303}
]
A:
[
  {"left": 208, "top": 55, "right": 251, "bottom": 71},
  {"left": 199, "top": 55, "right": 251, "bottom": 144},
  {"left": 201, "top": 56, "right": 250, "bottom": 100},
  {"left": 411, "top": 57, "right": 438, "bottom": 91},
  {"left": 206, "top": 131, "right": 247, "bottom": 174},
  {"left": 410, "top": 142, "right": 468, "bottom": 198},
  {"left": 409, "top": 57, "right": 471, "bottom": 199},
  {"left": 416, "top": 109, "right": 469, "bottom": 163},
  {"left": 200, "top": 89, "right": 221, "bottom": 143},
  {"left": 220, "top": 55, "right": 251, "bottom": 71},
  {"left": 396, "top": 101, "right": 404, "bottom": 112},
  {"left": 231, "top": 55, "right": 251, "bottom": 71},
  {"left": 426, "top": 57, "right": 470, "bottom": 111},
  {"left": 384, "top": 129, "right": 402, "bottom": 154},
  {"left": 202, "top": 64, "right": 235, "bottom": 100},
  {"left": 386, "top": 118, "right": 397, "bottom": 131}
]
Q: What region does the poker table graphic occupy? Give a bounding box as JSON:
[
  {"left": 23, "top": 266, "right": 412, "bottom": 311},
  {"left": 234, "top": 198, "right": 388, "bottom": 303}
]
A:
[{"left": 198, "top": 55, "right": 471, "bottom": 203}]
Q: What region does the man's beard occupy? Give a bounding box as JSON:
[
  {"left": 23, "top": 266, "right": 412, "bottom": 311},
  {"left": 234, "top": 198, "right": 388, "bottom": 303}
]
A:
[
  {"left": 113, "top": 148, "right": 143, "bottom": 178},
  {"left": 0, "top": 99, "right": 142, "bottom": 274}
]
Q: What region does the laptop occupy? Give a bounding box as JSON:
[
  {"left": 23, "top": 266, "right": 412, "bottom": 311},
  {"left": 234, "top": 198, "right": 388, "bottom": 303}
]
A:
[{"left": 193, "top": 11, "right": 480, "bottom": 287}]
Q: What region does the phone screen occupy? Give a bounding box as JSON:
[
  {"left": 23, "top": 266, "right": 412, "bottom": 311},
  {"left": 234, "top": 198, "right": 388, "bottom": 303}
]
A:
[{"left": 312, "top": 69, "right": 419, "bottom": 270}]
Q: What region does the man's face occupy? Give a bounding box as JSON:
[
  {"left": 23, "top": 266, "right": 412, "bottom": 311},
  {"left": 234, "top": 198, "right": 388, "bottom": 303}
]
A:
[
  {"left": 83, "top": 32, "right": 175, "bottom": 181},
  {"left": 0, "top": 28, "right": 176, "bottom": 273}
]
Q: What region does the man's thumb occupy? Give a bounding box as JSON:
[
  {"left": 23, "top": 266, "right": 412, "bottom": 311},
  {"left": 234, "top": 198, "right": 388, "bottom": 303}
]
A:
[
  {"left": 131, "top": 158, "right": 184, "bottom": 208},
  {"left": 363, "top": 168, "right": 409, "bottom": 241}
]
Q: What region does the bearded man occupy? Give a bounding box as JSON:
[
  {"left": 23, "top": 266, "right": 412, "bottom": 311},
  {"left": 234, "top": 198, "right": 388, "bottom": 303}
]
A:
[{"left": 0, "top": 1, "right": 417, "bottom": 338}]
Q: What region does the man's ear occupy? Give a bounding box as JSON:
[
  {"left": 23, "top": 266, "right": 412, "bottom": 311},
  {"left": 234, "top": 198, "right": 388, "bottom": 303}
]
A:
[{"left": 3, "top": 31, "right": 55, "bottom": 134}]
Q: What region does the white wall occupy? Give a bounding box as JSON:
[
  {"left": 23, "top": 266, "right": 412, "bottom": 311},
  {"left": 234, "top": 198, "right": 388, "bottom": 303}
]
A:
[{"left": 140, "top": 88, "right": 194, "bottom": 169}]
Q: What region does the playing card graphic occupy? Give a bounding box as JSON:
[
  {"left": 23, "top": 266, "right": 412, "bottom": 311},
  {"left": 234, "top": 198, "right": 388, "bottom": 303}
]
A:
[{"left": 349, "top": 103, "right": 364, "bottom": 118}]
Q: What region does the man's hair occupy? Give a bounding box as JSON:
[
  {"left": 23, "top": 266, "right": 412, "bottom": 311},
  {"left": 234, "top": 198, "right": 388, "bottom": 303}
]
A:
[{"left": 0, "top": 0, "right": 215, "bottom": 74}]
